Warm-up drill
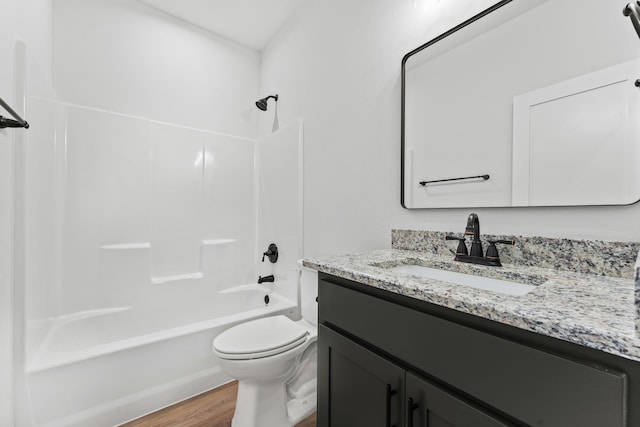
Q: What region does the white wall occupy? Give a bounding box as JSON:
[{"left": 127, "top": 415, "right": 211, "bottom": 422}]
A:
[
  {"left": 53, "top": 0, "right": 260, "bottom": 138},
  {"left": 260, "top": 0, "right": 640, "bottom": 258}
]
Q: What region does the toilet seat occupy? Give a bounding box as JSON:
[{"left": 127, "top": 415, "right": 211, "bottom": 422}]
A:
[{"left": 213, "top": 315, "right": 310, "bottom": 360}]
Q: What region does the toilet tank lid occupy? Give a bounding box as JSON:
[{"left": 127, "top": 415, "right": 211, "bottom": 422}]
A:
[{"left": 213, "top": 315, "right": 308, "bottom": 355}]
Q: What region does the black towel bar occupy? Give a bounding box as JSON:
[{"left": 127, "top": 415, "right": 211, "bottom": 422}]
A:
[{"left": 419, "top": 174, "right": 490, "bottom": 186}]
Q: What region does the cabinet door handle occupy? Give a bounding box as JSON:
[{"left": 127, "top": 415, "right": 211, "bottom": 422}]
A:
[
  {"left": 385, "top": 383, "right": 397, "bottom": 427},
  {"left": 407, "top": 397, "right": 419, "bottom": 426}
]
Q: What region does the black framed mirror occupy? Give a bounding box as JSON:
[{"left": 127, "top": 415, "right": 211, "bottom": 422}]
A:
[{"left": 401, "top": 0, "right": 640, "bottom": 209}]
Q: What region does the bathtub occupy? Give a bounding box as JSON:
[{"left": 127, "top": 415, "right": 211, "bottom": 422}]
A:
[{"left": 25, "top": 285, "right": 297, "bottom": 427}]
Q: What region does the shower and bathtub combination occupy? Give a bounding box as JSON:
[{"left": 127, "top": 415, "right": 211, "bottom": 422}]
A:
[
  {"left": 10, "top": 1, "right": 307, "bottom": 425},
  {"left": 20, "top": 94, "right": 305, "bottom": 426}
]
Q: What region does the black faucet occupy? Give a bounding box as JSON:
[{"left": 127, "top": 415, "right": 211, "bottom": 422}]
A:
[
  {"left": 445, "top": 213, "right": 514, "bottom": 267},
  {"left": 258, "top": 275, "right": 275, "bottom": 284}
]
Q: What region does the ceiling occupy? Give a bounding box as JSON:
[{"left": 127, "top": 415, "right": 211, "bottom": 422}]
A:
[{"left": 138, "top": 0, "right": 304, "bottom": 50}]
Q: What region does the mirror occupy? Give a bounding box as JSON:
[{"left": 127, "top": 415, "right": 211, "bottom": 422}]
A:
[{"left": 401, "top": 0, "right": 640, "bottom": 208}]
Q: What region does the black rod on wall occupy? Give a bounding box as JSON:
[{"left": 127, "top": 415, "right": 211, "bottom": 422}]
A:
[
  {"left": 419, "top": 174, "right": 490, "bottom": 186},
  {"left": 0, "top": 96, "right": 29, "bottom": 129}
]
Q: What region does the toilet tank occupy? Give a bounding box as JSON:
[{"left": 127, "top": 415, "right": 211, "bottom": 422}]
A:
[{"left": 299, "top": 263, "right": 318, "bottom": 326}]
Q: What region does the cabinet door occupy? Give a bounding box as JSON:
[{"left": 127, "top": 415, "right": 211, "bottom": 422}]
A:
[
  {"left": 318, "top": 325, "right": 405, "bottom": 427},
  {"left": 405, "top": 372, "right": 513, "bottom": 427}
]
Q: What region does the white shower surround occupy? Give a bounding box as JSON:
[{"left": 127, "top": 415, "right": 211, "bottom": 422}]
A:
[
  {"left": 21, "top": 92, "right": 304, "bottom": 425},
  {"left": 13, "top": 1, "right": 305, "bottom": 423}
]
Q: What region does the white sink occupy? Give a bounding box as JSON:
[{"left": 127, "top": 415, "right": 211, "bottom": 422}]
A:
[{"left": 388, "top": 265, "right": 537, "bottom": 296}]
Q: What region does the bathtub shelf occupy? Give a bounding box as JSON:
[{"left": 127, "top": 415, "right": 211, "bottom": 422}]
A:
[
  {"left": 100, "top": 243, "right": 151, "bottom": 250},
  {"left": 202, "top": 239, "right": 237, "bottom": 246},
  {"left": 151, "top": 272, "right": 204, "bottom": 284}
]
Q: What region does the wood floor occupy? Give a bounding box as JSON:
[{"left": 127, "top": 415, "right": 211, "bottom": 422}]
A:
[{"left": 121, "top": 381, "right": 317, "bottom": 427}]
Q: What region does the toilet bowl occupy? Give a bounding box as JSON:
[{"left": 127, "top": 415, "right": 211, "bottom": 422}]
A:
[{"left": 212, "top": 263, "right": 318, "bottom": 427}]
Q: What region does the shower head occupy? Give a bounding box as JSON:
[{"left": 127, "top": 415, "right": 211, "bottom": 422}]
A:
[{"left": 256, "top": 94, "right": 278, "bottom": 111}]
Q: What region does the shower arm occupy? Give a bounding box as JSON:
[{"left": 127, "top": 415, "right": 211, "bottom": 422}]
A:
[
  {"left": 624, "top": 2, "right": 640, "bottom": 42},
  {"left": 0, "top": 95, "right": 29, "bottom": 129}
]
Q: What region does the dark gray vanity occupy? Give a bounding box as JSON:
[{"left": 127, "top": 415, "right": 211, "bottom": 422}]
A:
[
  {"left": 318, "top": 273, "right": 636, "bottom": 426},
  {"left": 307, "top": 231, "right": 640, "bottom": 426}
]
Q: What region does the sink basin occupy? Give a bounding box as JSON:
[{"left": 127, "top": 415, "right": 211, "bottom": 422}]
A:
[{"left": 387, "top": 265, "right": 537, "bottom": 296}]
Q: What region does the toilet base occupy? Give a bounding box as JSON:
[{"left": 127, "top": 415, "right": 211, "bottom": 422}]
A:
[
  {"left": 287, "top": 389, "right": 317, "bottom": 425},
  {"left": 231, "top": 379, "right": 317, "bottom": 427},
  {"left": 232, "top": 380, "right": 290, "bottom": 427}
]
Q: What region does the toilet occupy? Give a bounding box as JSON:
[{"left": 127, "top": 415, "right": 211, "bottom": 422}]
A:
[{"left": 212, "top": 263, "right": 318, "bottom": 427}]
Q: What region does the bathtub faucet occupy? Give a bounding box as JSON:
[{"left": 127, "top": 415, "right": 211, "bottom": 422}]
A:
[
  {"left": 258, "top": 275, "right": 275, "bottom": 284},
  {"left": 262, "top": 243, "right": 279, "bottom": 263}
]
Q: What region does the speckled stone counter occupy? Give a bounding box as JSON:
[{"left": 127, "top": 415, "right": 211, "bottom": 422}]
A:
[{"left": 304, "top": 231, "right": 640, "bottom": 362}]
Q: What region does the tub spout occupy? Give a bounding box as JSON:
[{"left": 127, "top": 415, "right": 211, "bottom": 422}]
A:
[{"left": 258, "top": 275, "right": 275, "bottom": 284}]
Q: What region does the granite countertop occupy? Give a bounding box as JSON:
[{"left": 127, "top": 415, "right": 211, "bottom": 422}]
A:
[{"left": 304, "top": 248, "right": 640, "bottom": 362}]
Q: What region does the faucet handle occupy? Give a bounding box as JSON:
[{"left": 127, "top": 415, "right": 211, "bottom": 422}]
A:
[
  {"left": 261, "top": 243, "right": 279, "bottom": 263},
  {"left": 485, "top": 239, "right": 515, "bottom": 260},
  {"left": 445, "top": 235, "right": 468, "bottom": 256}
]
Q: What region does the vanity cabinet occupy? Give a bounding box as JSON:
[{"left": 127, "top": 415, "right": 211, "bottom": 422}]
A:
[
  {"left": 320, "top": 324, "right": 510, "bottom": 427},
  {"left": 318, "top": 273, "right": 636, "bottom": 427}
]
